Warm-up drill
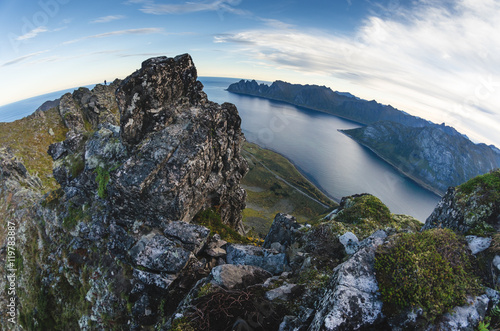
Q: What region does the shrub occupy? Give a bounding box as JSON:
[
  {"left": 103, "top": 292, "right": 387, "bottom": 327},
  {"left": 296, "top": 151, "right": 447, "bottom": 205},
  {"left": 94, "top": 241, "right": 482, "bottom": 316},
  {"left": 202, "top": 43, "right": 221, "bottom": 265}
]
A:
[{"left": 374, "top": 228, "right": 481, "bottom": 320}]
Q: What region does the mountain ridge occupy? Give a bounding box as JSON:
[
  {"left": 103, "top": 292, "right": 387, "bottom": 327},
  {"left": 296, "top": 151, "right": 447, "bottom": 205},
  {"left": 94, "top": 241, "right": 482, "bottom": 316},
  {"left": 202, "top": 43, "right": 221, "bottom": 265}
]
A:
[{"left": 228, "top": 79, "right": 500, "bottom": 195}]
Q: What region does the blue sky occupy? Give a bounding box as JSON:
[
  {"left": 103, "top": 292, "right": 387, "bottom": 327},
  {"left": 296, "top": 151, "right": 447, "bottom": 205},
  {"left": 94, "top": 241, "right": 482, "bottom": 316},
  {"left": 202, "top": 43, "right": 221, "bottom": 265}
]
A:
[{"left": 1, "top": 0, "right": 499, "bottom": 147}]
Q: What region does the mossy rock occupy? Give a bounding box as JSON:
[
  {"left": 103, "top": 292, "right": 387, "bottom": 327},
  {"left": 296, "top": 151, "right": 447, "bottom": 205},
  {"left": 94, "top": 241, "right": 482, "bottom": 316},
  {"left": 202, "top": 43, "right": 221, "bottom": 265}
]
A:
[
  {"left": 374, "top": 228, "right": 481, "bottom": 321},
  {"left": 325, "top": 194, "right": 421, "bottom": 240},
  {"left": 335, "top": 194, "right": 391, "bottom": 224}
]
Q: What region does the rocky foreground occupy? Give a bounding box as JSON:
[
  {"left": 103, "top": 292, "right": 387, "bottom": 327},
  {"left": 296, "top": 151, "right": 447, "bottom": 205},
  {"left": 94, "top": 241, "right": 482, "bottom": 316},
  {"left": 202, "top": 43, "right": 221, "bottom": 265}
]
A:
[{"left": 0, "top": 54, "right": 499, "bottom": 330}]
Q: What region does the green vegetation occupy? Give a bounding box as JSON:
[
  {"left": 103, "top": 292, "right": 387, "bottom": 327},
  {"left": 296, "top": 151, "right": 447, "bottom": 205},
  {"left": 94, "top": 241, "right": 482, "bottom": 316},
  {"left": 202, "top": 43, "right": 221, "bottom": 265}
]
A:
[
  {"left": 458, "top": 169, "right": 500, "bottom": 203},
  {"left": 193, "top": 208, "right": 249, "bottom": 244},
  {"left": 324, "top": 195, "right": 421, "bottom": 240},
  {"left": 0, "top": 108, "right": 68, "bottom": 191},
  {"left": 336, "top": 195, "right": 391, "bottom": 224},
  {"left": 375, "top": 228, "right": 481, "bottom": 320},
  {"left": 62, "top": 204, "right": 89, "bottom": 229},
  {"left": 95, "top": 166, "right": 111, "bottom": 199},
  {"left": 241, "top": 142, "right": 336, "bottom": 236},
  {"left": 171, "top": 316, "right": 195, "bottom": 331}
]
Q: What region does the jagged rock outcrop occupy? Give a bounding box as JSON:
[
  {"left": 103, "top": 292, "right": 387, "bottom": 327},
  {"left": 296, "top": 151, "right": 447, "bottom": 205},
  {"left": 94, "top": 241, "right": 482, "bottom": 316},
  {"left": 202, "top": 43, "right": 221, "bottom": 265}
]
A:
[
  {"left": 342, "top": 122, "right": 500, "bottom": 195},
  {"left": 423, "top": 169, "right": 500, "bottom": 234}
]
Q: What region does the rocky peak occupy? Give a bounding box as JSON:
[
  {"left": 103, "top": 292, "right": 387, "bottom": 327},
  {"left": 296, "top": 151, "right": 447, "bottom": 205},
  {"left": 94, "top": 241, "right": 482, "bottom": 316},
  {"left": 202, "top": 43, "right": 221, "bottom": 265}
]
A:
[{"left": 117, "top": 53, "right": 207, "bottom": 146}]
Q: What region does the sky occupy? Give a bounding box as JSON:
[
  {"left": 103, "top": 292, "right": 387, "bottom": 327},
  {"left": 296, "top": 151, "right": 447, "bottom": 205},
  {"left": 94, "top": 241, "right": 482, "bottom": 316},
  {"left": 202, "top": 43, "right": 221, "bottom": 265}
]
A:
[{"left": 1, "top": 0, "right": 499, "bottom": 147}]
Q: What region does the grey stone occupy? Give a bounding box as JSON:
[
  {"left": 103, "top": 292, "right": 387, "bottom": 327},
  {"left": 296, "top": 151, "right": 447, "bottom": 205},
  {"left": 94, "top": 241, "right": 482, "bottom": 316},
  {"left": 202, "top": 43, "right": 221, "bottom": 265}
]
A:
[
  {"left": 163, "top": 221, "right": 210, "bottom": 254},
  {"left": 263, "top": 213, "right": 301, "bottom": 249},
  {"left": 493, "top": 255, "right": 500, "bottom": 270},
  {"left": 265, "top": 283, "right": 299, "bottom": 301},
  {"left": 205, "top": 237, "right": 227, "bottom": 257},
  {"left": 227, "top": 244, "right": 287, "bottom": 275},
  {"left": 309, "top": 231, "right": 387, "bottom": 331},
  {"left": 339, "top": 232, "right": 359, "bottom": 255},
  {"left": 466, "top": 236, "right": 492, "bottom": 255},
  {"left": 133, "top": 269, "right": 177, "bottom": 290},
  {"left": 209, "top": 264, "right": 271, "bottom": 290},
  {"left": 436, "top": 295, "right": 489, "bottom": 331},
  {"left": 129, "top": 233, "right": 192, "bottom": 273}
]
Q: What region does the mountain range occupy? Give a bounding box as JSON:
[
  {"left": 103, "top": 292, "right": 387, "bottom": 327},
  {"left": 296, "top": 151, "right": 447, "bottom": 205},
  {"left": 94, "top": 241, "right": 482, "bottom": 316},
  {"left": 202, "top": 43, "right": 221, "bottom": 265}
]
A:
[{"left": 228, "top": 80, "right": 500, "bottom": 195}]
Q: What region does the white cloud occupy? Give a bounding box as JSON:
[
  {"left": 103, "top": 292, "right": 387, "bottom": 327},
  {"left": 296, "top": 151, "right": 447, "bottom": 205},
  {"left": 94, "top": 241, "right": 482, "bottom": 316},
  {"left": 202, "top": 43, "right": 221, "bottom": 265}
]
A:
[
  {"left": 139, "top": 0, "right": 248, "bottom": 15},
  {"left": 90, "top": 15, "right": 126, "bottom": 23},
  {"left": 1, "top": 50, "right": 49, "bottom": 67},
  {"left": 215, "top": 0, "right": 500, "bottom": 146},
  {"left": 63, "top": 28, "right": 164, "bottom": 45},
  {"left": 16, "top": 26, "right": 48, "bottom": 41}
]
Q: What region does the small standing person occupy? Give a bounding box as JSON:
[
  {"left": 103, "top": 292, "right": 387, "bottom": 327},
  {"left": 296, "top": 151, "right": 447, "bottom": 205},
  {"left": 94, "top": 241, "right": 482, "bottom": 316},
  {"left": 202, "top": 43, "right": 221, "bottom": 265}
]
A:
[{"left": 104, "top": 80, "right": 107, "bottom": 85}]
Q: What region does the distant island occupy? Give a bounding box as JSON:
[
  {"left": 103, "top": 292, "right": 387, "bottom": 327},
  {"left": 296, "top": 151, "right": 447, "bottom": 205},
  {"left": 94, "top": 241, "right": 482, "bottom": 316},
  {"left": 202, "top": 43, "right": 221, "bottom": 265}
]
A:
[{"left": 227, "top": 80, "right": 500, "bottom": 195}]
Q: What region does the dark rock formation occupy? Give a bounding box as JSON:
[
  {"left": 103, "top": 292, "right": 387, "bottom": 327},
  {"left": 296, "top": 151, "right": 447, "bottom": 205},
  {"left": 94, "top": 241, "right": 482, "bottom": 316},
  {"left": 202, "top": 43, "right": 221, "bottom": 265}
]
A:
[
  {"left": 36, "top": 97, "right": 60, "bottom": 112},
  {"left": 263, "top": 213, "right": 301, "bottom": 249},
  {"left": 342, "top": 122, "right": 500, "bottom": 195}
]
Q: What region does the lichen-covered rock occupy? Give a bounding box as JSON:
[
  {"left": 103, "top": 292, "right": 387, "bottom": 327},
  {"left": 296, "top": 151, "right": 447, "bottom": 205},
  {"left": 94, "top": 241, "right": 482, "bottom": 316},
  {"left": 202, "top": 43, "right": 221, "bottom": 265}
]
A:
[
  {"left": 309, "top": 231, "right": 388, "bottom": 330},
  {"left": 435, "top": 294, "right": 489, "bottom": 331},
  {"left": 466, "top": 235, "right": 492, "bottom": 255},
  {"left": 226, "top": 244, "right": 287, "bottom": 275},
  {"left": 339, "top": 231, "right": 359, "bottom": 255},
  {"left": 129, "top": 233, "right": 192, "bottom": 273},
  {"left": 105, "top": 54, "right": 248, "bottom": 230},
  {"left": 423, "top": 170, "right": 500, "bottom": 235},
  {"left": 163, "top": 221, "right": 210, "bottom": 255}
]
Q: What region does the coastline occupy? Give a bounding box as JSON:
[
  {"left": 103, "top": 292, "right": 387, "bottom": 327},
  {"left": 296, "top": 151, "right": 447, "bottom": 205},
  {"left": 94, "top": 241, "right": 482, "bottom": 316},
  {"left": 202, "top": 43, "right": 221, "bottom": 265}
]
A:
[
  {"left": 339, "top": 130, "right": 444, "bottom": 198},
  {"left": 242, "top": 140, "right": 339, "bottom": 205},
  {"left": 229, "top": 88, "right": 443, "bottom": 200},
  {"left": 226, "top": 89, "right": 367, "bottom": 127}
]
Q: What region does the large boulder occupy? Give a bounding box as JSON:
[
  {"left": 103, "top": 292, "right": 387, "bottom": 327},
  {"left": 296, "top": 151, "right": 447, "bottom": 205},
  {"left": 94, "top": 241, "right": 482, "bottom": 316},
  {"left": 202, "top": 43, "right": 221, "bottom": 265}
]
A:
[
  {"left": 227, "top": 244, "right": 287, "bottom": 275},
  {"left": 309, "top": 231, "right": 388, "bottom": 330}
]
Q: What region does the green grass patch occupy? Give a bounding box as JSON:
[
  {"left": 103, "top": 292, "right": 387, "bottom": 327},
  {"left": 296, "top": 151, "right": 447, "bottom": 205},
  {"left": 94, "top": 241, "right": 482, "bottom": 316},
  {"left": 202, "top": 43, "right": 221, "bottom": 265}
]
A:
[
  {"left": 0, "top": 108, "right": 68, "bottom": 191},
  {"left": 194, "top": 208, "right": 249, "bottom": 244},
  {"left": 241, "top": 142, "right": 337, "bottom": 235},
  {"left": 375, "top": 228, "right": 481, "bottom": 320}
]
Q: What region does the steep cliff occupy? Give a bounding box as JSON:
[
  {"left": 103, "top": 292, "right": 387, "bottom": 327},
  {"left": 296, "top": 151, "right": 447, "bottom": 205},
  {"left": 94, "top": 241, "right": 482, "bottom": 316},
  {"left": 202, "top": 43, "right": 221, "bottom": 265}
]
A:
[
  {"left": 342, "top": 122, "right": 500, "bottom": 195},
  {"left": 0, "top": 54, "right": 249, "bottom": 329}
]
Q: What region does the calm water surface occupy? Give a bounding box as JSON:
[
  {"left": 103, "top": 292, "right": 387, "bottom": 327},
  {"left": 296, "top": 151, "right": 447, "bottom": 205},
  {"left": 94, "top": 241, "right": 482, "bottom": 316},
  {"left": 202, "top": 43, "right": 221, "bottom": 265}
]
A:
[
  {"left": 0, "top": 78, "right": 440, "bottom": 221},
  {"left": 201, "top": 77, "right": 440, "bottom": 222}
]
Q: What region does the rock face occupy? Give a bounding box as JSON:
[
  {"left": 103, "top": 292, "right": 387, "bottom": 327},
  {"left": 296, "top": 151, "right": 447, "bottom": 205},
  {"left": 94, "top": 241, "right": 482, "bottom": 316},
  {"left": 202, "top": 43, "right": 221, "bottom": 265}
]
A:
[
  {"left": 0, "top": 54, "right": 251, "bottom": 330},
  {"left": 104, "top": 54, "right": 248, "bottom": 230},
  {"left": 309, "top": 231, "right": 388, "bottom": 331},
  {"left": 423, "top": 170, "right": 500, "bottom": 234},
  {"left": 342, "top": 122, "right": 500, "bottom": 195}
]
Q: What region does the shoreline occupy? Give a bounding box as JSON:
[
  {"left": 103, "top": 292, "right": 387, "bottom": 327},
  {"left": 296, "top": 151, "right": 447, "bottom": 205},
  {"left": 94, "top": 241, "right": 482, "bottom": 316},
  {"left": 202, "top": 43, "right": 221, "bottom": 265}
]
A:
[
  {"left": 242, "top": 140, "right": 340, "bottom": 205},
  {"left": 230, "top": 89, "right": 443, "bottom": 200},
  {"left": 226, "top": 90, "right": 367, "bottom": 127},
  {"left": 339, "top": 130, "right": 444, "bottom": 198}
]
